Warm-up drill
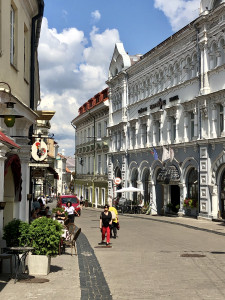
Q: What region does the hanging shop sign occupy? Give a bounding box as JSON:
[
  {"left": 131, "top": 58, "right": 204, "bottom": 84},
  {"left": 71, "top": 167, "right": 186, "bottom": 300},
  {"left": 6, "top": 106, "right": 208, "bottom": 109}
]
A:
[
  {"left": 157, "top": 165, "right": 180, "bottom": 184},
  {"left": 169, "top": 95, "right": 179, "bottom": 102},
  {"left": 31, "top": 140, "right": 48, "bottom": 162}
]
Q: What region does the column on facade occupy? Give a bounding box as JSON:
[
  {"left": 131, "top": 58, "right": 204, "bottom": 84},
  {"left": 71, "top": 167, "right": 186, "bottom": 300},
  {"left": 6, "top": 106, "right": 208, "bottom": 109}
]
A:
[
  {"left": 201, "top": 43, "right": 210, "bottom": 94},
  {"left": 178, "top": 183, "right": 186, "bottom": 216},
  {"left": 175, "top": 114, "right": 179, "bottom": 143},
  {"left": 194, "top": 108, "right": 198, "bottom": 139},
  {"left": 108, "top": 87, "right": 113, "bottom": 126},
  {"left": 18, "top": 140, "right": 31, "bottom": 222},
  {"left": 211, "top": 185, "right": 218, "bottom": 219},
  {"left": 135, "top": 121, "right": 139, "bottom": 149},
  {"left": 183, "top": 111, "right": 188, "bottom": 141},
  {"left": 159, "top": 117, "right": 163, "bottom": 144},
  {"left": 149, "top": 182, "right": 157, "bottom": 215},
  {"left": 147, "top": 117, "right": 151, "bottom": 147},
  {"left": 167, "top": 117, "right": 172, "bottom": 144},
  {"left": 222, "top": 102, "right": 225, "bottom": 137},
  {"left": 211, "top": 104, "right": 217, "bottom": 138},
  {"left": 0, "top": 143, "right": 8, "bottom": 239},
  {"left": 153, "top": 121, "right": 157, "bottom": 146}
]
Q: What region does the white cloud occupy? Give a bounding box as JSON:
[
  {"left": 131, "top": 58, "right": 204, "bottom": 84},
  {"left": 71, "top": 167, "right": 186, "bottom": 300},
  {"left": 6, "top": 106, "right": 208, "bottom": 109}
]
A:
[
  {"left": 91, "top": 10, "right": 101, "bottom": 23},
  {"left": 154, "top": 0, "right": 200, "bottom": 31},
  {"left": 38, "top": 17, "right": 120, "bottom": 155}
]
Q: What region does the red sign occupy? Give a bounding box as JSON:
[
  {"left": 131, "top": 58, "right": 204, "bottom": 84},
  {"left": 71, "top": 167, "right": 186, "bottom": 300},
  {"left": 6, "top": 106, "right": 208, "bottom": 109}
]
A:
[{"left": 114, "top": 177, "right": 121, "bottom": 185}]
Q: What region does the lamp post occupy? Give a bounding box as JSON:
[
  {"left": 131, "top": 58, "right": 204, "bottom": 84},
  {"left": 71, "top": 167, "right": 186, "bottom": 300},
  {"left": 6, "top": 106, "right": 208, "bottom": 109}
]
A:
[{"left": 0, "top": 82, "right": 23, "bottom": 127}]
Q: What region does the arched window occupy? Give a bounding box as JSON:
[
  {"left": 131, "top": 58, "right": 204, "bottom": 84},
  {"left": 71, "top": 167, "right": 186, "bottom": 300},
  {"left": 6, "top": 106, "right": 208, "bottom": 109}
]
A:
[{"left": 187, "top": 168, "right": 198, "bottom": 200}]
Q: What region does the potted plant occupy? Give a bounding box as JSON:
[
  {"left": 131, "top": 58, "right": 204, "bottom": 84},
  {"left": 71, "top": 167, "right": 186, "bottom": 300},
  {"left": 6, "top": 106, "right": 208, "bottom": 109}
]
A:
[
  {"left": 183, "top": 198, "right": 198, "bottom": 216},
  {"left": 28, "top": 217, "right": 63, "bottom": 275},
  {"left": 3, "top": 219, "right": 30, "bottom": 247}
]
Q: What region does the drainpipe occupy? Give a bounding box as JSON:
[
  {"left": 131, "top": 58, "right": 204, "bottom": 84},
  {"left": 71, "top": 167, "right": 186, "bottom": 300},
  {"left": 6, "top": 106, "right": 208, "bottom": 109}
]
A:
[
  {"left": 29, "top": 1, "right": 44, "bottom": 222},
  {"left": 30, "top": 0, "right": 44, "bottom": 110}
]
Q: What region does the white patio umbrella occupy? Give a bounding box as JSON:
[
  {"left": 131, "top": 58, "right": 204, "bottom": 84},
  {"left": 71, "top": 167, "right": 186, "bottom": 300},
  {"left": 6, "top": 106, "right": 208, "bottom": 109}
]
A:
[
  {"left": 115, "top": 187, "right": 143, "bottom": 193},
  {"left": 115, "top": 186, "right": 143, "bottom": 211}
]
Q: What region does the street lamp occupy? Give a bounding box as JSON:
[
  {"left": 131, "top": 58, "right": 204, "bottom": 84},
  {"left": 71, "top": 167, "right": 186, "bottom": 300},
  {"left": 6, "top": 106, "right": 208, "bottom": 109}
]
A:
[{"left": 0, "top": 82, "right": 23, "bottom": 127}]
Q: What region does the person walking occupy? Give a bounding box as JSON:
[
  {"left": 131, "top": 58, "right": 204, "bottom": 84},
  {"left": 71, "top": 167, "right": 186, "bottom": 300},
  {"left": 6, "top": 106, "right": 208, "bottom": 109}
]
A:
[
  {"left": 99, "top": 204, "right": 112, "bottom": 246},
  {"left": 65, "top": 201, "right": 79, "bottom": 223},
  {"left": 109, "top": 206, "right": 119, "bottom": 239}
]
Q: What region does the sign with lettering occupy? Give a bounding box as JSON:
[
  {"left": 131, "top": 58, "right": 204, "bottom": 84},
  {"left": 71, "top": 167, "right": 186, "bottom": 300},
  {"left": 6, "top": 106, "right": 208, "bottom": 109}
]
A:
[
  {"left": 150, "top": 98, "right": 166, "bottom": 110},
  {"left": 169, "top": 95, "right": 179, "bottom": 102},
  {"left": 157, "top": 165, "right": 180, "bottom": 184},
  {"left": 138, "top": 107, "right": 147, "bottom": 114}
]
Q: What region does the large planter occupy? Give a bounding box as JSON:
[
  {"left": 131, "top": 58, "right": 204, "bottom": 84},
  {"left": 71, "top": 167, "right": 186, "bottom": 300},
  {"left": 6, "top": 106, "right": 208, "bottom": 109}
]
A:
[
  {"left": 184, "top": 207, "right": 198, "bottom": 217},
  {"left": 28, "top": 253, "right": 51, "bottom": 275}
]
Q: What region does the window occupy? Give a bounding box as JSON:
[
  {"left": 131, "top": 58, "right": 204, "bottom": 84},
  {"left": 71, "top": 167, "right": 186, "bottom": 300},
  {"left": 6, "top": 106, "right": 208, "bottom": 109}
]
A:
[
  {"left": 172, "top": 117, "right": 176, "bottom": 142},
  {"left": 219, "top": 104, "right": 224, "bottom": 135},
  {"left": 104, "top": 154, "right": 107, "bottom": 174},
  {"left": 190, "top": 112, "right": 194, "bottom": 140},
  {"left": 141, "top": 124, "right": 147, "bottom": 146},
  {"left": 97, "top": 155, "right": 101, "bottom": 174},
  {"left": 104, "top": 121, "right": 107, "bottom": 136},
  {"left": 98, "top": 123, "right": 101, "bottom": 139},
  {"left": 88, "top": 127, "right": 90, "bottom": 139},
  {"left": 130, "top": 127, "right": 136, "bottom": 148},
  {"left": 101, "top": 188, "right": 105, "bottom": 206},
  {"left": 92, "top": 126, "right": 94, "bottom": 138},
  {"left": 10, "top": 5, "right": 16, "bottom": 65},
  {"left": 88, "top": 156, "right": 90, "bottom": 173}
]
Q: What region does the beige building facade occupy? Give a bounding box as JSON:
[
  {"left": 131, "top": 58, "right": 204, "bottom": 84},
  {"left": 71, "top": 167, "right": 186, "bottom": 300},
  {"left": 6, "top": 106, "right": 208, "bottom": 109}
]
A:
[{"left": 0, "top": 0, "right": 44, "bottom": 238}]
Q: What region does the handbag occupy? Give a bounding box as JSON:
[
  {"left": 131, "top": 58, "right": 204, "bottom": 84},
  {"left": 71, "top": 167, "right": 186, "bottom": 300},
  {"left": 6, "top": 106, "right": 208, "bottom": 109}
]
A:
[{"left": 116, "top": 222, "right": 120, "bottom": 230}]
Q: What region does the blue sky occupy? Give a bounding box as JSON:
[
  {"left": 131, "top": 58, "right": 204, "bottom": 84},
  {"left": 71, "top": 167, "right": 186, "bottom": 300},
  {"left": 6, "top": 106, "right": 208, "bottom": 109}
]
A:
[{"left": 39, "top": 0, "right": 200, "bottom": 155}]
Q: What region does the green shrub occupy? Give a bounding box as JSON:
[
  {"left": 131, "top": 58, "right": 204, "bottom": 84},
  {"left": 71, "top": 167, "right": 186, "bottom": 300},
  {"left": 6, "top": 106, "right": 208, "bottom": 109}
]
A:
[
  {"left": 3, "top": 219, "right": 30, "bottom": 247},
  {"left": 29, "top": 217, "right": 63, "bottom": 257}
]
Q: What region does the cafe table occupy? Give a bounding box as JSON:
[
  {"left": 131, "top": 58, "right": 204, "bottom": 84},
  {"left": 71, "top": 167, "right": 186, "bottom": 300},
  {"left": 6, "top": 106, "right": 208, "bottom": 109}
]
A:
[{"left": 7, "top": 246, "right": 34, "bottom": 283}]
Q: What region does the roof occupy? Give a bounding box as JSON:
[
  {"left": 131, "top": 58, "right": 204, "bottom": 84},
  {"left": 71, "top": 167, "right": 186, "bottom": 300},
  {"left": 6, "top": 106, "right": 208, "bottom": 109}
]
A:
[{"left": 0, "top": 131, "right": 20, "bottom": 149}]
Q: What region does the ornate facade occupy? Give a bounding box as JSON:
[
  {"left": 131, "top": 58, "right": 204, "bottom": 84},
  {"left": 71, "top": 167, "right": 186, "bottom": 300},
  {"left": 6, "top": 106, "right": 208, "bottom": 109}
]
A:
[
  {"left": 107, "top": 0, "right": 225, "bottom": 219},
  {"left": 72, "top": 89, "right": 109, "bottom": 207}
]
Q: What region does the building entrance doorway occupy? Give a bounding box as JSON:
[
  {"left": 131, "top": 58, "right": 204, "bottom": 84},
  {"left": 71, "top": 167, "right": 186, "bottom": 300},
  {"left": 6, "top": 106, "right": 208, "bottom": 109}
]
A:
[{"left": 170, "top": 185, "right": 180, "bottom": 213}]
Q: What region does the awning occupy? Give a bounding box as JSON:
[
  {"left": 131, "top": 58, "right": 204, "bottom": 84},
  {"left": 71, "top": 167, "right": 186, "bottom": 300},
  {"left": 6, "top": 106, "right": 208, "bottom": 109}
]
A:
[
  {"left": 0, "top": 131, "right": 20, "bottom": 149},
  {"left": 47, "top": 166, "right": 59, "bottom": 180}
]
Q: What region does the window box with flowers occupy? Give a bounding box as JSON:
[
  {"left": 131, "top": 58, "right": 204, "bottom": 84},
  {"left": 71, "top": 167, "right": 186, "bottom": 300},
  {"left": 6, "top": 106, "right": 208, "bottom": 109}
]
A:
[{"left": 183, "top": 198, "right": 198, "bottom": 216}]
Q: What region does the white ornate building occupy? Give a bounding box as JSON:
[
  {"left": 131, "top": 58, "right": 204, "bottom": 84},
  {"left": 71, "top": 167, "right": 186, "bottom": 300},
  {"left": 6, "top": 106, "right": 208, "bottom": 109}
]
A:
[{"left": 107, "top": 0, "right": 225, "bottom": 219}]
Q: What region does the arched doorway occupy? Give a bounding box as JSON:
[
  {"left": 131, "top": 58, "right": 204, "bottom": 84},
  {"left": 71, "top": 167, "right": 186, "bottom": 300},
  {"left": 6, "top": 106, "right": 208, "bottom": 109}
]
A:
[{"left": 142, "top": 168, "right": 150, "bottom": 205}]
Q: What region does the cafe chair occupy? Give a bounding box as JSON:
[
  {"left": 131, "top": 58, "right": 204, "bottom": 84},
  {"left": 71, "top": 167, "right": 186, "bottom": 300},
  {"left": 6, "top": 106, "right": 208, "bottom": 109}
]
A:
[
  {"left": 0, "top": 240, "right": 13, "bottom": 275},
  {"left": 63, "top": 227, "right": 81, "bottom": 256}
]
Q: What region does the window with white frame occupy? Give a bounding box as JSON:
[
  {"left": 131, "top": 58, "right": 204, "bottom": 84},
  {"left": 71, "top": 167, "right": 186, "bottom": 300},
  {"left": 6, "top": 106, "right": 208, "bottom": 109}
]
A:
[
  {"left": 117, "top": 131, "right": 121, "bottom": 150},
  {"left": 97, "top": 154, "right": 101, "bottom": 174},
  {"left": 104, "top": 154, "right": 107, "bottom": 174},
  {"left": 190, "top": 111, "right": 195, "bottom": 140},
  {"left": 219, "top": 104, "right": 224, "bottom": 135},
  {"left": 130, "top": 126, "right": 136, "bottom": 148},
  {"left": 98, "top": 123, "right": 101, "bottom": 139},
  {"left": 88, "top": 156, "right": 90, "bottom": 174},
  {"left": 88, "top": 127, "right": 90, "bottom": 139},
  {"left": 101, "top": 188, "right": 105, "bottom": 206},
  {"left": 10, "top": 5, "right": 16, "bottom": 65},
  {"left": 104, "top": 120, "right": 107, "bottom": 136}
]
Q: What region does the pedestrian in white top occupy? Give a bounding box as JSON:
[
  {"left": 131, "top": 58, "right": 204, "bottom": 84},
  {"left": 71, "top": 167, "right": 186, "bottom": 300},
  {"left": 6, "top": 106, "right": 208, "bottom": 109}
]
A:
[{"left": 65, "top": 201, "right": 79, "bottom": 223}]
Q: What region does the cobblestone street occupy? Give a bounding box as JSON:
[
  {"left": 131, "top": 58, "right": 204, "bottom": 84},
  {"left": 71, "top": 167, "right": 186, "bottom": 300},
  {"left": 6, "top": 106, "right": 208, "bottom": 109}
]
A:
[{"left": 76, "top": 209, "right": 225, "bottom": 300}]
